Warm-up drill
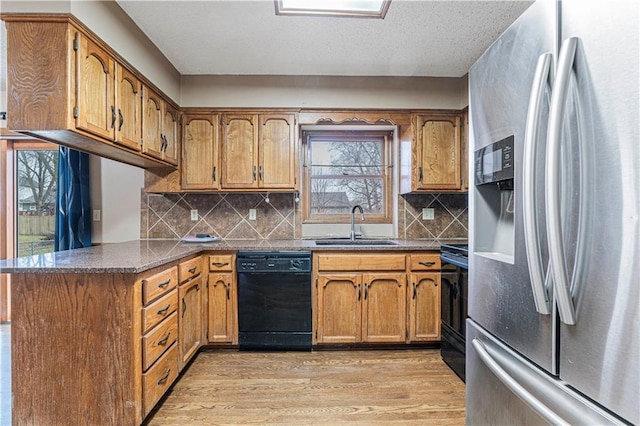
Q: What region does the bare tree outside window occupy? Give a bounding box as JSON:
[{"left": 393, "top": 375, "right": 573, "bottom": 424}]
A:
[{"left": 16, "top": 149, "right": 58, "bottom": 256}]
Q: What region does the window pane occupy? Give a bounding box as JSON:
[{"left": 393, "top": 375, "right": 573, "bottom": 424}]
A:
[
  {"left": 16, "top": 150, "right": 57, "bottom": 256},
  {"left": 310, "top": 177, "right": 384, "bottom": 214},
  {"left": 310, "top": 139, "right": 383, "bottom": 173}
]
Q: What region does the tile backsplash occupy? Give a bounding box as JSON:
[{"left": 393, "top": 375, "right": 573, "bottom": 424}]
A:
[{"left": 141, "top": 192, "right": 467, "bottom": 241}]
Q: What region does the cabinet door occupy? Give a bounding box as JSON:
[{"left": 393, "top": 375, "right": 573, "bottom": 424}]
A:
[
  {"left": 415, "top": 115, "right": 461, "bottom": 190},
  {"left": 181, "top": 114, "right": 219, "bottom": 190},
  {"left": 317, "top": 274, "right": 362, "bottom": 344},
  {"left": 362, "top": 273, "right": 407, "bottom": 343},
  {"left": 142, "top": 88, "right": 164, "bottom": 159},
  {"left": 221, "top": 114, "right": 259, "bottom": 189},
  {"left": 178, "top": 277, "right": 202, "bottom": 369},
  {"left": 207, "top": 273, "right": 236, "bottom": 344},
  {"left": 461, "top": 109, "right": 469, "bottom": 191},
  {"left": 162, "top": 104, "right": 180, "bottom": 166},
  {"left": 408, "top": 272, "right": 441, "bottom": 341},
  {"left": 75, "top": 32, "right": 115, "bottom": 140},
  {"left": 114, "top": 65, "right": 141, "bottom": 151},
  {"left": 260, "top": 114, "right": 296, "bottom": 189}
]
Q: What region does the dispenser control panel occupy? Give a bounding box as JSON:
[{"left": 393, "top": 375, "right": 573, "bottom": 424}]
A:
[{"left": 474, "top": 135, "right": 514, "bottom": 185}]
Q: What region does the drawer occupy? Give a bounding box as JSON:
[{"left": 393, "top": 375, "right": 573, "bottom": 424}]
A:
[
  {"left": 142, "top": 312, "right": 178, "bottom": 371},
  {"left": 410, "top": 253, "right": 441, "bottom": 271},
  {"left": 317, "top": 254, "right": 406, "bottom": 271},
  {"left": 143, "top": 343, "right": 178, "bottom": 417},
  {"left": 142, "top": 267, "right": 178, "bottom": 305},
  {"left": 208, "top": 254, "right": 234, "bottom": 272},
  {"left": 179, "top": 256, "right": 202, "bottom": 283},
  {"left": 142, "top": 290, "right": 178, "bottom": 334}
]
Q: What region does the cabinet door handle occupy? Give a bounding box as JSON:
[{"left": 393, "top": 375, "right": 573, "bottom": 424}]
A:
[
  {"left": 252, "top": 165, "right": 257, "bottom": 181},
  {"left": 188, "top": 266, "right": 197, "bottom": 273},
  {"left": 364, "top": 283, "right": 368, "bottom": 300},
  {"left": 413, "top": 283, "right": 417, "bottom": 300},
  {"left": 182, "top": 298, "right": 187, "bottom": 317},
  {"left": 157, "top": 368, "right": 171, "bottom": 385},
  {"left": 418, "top": 166, "right": 423, "bottom": 182},
  {"left": 160, "top": 134, "right": 166, "bottom": 151},
  {"left": 212, "top": 166, "right": 217, "bottom": 182},
  {"left": 157, "top": 278, "right": 171, "bottom": 289},
  {"left": 259, "top": 165, "right": 263, "bottom": 181},
  {"left": 110, "top": 105, "right": 117, "bottom": 129},
  {"left": 357, "top": 284, "right": 361, "bottom": 301},
  {"left": 211, "top": 262, "right": 229, "bottom": 268},
  {"left": 226, "top": 283, "right": 231, "bottom": 300},
  {"left": 118, "top": 108, "right": 124, "bottom": 131},
  {"left": 157, "top": 332, "right": 171, "bottom": 346},
  {"left": 419, "top": 261, "right": 436, "bottom": 267},
  {"left": 156, "top": 304, "right": 170, "bottom": 316}
]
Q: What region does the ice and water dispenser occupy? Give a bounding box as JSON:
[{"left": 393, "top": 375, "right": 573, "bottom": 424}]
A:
[{"left": 473, "top": 135, "right": 515, "bottom": 263}]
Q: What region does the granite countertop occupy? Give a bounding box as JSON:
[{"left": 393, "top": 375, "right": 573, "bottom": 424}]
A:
[{"left": 0, "top": 238, "right": 460, "bottom": 274}]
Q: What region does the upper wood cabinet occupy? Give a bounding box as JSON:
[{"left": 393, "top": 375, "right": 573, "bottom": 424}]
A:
[
  {"left": 3, "top": 16, "right": 177, "bottom": 169},
  {"left": 181, "top": 114, "right": 219, "bottom": 190},
  {"left": 400, "top": 111, "right": 466, "bottom": 193},
  {"left": 221, "top": 113, "right": 297, "bottom": 190},
  {"left": 142, "top": 87, "right": 179, "bottom": 166}
]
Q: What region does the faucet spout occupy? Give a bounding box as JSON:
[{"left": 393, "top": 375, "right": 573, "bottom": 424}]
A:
[{"left": 350, "top": 205, "right": 365, "bottom": 241}]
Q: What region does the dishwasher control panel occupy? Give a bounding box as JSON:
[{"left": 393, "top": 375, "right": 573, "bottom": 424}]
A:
[{"left": 236, "top": 251, "right": 312, "bottom": 272}]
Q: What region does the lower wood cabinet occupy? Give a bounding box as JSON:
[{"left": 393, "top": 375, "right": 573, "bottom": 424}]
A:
[
  {"left": 178, "top": 257, "right": 204, "bottom": 370},
  {"left": 314, "top": 253, "right": 407, "bottom": 344},
  {"left": 408, "top": 253, "right": 442, "bottom": 342},
  {"left": 206, "top": 253, "right": 237, "bottom": 344}
]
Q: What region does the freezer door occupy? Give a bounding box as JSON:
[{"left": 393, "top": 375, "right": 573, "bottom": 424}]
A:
[
  {"left": 466, "top": 320, "right": 626, "bottom": 426},
  {"left": 553, "top": 1, "right": 640, "bottom": 423},
  {"left": 468, "top": 0, "right": 555, "bottom": 373}
]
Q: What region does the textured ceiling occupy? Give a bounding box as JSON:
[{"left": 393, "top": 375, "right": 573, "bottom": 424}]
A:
[{"left": 115, "top": 0, "right": 534, "bottom": 77}]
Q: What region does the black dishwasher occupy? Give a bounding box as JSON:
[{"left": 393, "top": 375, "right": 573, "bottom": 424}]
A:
[{"left": 237, "top": 251, "right": 312, "bottom": 351}]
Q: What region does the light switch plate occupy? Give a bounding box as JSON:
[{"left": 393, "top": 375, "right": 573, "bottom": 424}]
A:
[
  {"left": 249, "top": 209, "right": 257, "bottom": 220},
  {"left": 92, "top": 209, "right": 101, "bottom": 222},
  {"left": 422, "top": 208, "right": 435, "bottom": 220},
  {"left": 190, "top": 209, "right": 198, "bottom": 221}
]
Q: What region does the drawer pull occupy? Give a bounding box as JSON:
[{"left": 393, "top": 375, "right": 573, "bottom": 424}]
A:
[
  {"left": 188, "top": 266, "right": 197, "bottom": 274},
  {"left": 156, "top": 305, "right": 170, "bottom": 316},
  {"left": 211, "top": 262, "right": 229, "bottom": 268},
  {"left": 157, "top": 332, "right": 171, "bottom": 346},
  {"left": 157, "top": 368, "right": 171, "bottom": 385},
  {"left": 157, "top": 278, "right": 171, "bottom": 289},
  {"left": 419, "top": 261, "right": 436, "bottom": 267}
]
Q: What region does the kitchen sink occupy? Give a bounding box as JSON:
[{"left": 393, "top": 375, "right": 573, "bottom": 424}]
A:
[{"left": 314, "top": 239, "right": 399, "bottom": 246}]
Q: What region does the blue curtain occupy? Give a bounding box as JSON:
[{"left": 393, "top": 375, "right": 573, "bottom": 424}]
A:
[{"left": 55, "top": 147, "right": 91, "bottom": 251}]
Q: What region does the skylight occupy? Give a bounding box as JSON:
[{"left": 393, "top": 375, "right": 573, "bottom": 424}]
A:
[{"left": 275, "top": 0, "right": 391, "bottom": 18}]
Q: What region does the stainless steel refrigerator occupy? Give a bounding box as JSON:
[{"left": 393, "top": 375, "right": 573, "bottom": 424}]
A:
[{"left": 467, "top": 0, "right": 639, "bottom": 424}]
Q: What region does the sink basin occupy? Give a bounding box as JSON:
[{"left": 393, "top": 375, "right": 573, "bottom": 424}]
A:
[{"left": 314, "top": 239, "right": 399, "bottom": 246}]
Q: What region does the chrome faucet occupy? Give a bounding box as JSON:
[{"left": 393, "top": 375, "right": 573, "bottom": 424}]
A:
[{"left": 350, "top": 205, "right": 365, "bottom": 241}]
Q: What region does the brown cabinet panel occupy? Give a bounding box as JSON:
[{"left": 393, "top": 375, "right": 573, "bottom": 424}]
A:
[
  {"left": 317, "top": 274, "right": 362, "bottom": 344},
  {"left": 409, "top": 253, "right": 441, "bottom": 271},
  {"left": 142, "top": 266, "right": 178, "bottom": 305},
  {"left": 142, "top": 88, "right": 164, "bottom": 159},
  {"left": 221, "top": 114, "right": 259, "bottom": 189},
  {"left": 115, "top": 65, "right": 141, "bottom": 151},
  {"left": 408, "top": 272, "right": 441, "bottom": 342},
  {"left": 179, "top": 256, "right": 202, "bottom": 283},
  {"left": 260, "top": 114, "right": 296, "bottom": 189},
  {"left": 75, "top": 31, "right": 115, "bottom": 141},
  {"left": 317, "top": 254, "right": 406, "bottom": 271},
  {"left": 143, "top": 343, "right": 178, "bottom": 417},
  {"left": 208, "top": 254, "right": 234, "bottom": 272},
  {"left": 362, "top": 273, "right": 406, "bottom": 343},
  {"left": 142, "top": 289, "right": 178, "bottom": 333},
  {"left": 415, "top": 114, "right": 461, "bottom": 190},
  {"left": 142, "top": 311, "right": 178, "bottom": 371},
  {"left": 162, "top": 104, "right": 180, "bottom": 166},
  {"left": 181, "top": 114, "right": 219, "bottom": 190},
  {"left": 207, "top": 273, "right": 236, "bottom": 344},
  {"left": 178, "top": 277, "right": 202, "bottom": 369}
]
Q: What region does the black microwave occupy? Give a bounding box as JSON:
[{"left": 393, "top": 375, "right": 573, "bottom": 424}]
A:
[{"left": 474, "top": 135, "right": 514, "bottom": 187}]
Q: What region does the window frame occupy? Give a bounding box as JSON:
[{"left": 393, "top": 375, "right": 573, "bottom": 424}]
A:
[{"left": 302, "top": 130, "right": 393, "bottom": 224}]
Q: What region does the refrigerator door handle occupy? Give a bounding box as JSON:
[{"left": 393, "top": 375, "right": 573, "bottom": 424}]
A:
[
  {"left": 472, "top": 339, "right": 570, "bottom": 426},
  {"left": 545, "top": 37, "right": 579, "bottom": 325},
  {"left": 523, "top": 52, "right": 553, "bottom": 316}
]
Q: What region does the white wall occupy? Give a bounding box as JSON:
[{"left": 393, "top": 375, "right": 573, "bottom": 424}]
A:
[
  {"left": 90, "top": 156, "right": 143, "bottom": 244},
  {"left": 181, "top": 75, "right": 467, "bottom": 109}
]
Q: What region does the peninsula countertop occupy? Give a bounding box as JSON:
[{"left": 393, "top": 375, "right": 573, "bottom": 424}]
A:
[{"left": 0, "top": 238, "right": 464, "bottom": 274}]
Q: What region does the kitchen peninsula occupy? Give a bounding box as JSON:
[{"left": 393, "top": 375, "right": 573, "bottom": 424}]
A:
[{"left": 0, "top": 239, "right": 446, "bottom": 425}]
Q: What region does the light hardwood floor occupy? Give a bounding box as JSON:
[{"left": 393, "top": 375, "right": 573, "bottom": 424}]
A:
[{"left": 146, "top": 349, "right": 466, "bottom": 425}]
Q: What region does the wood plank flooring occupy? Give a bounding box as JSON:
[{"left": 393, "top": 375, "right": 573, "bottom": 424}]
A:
[{"left": 146, "top": 349, "right": 465, "bottom": 425}]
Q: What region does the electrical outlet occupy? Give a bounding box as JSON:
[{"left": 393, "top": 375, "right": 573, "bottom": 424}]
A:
[
  {"left": 190, "top": 209, "right": 198, "bottom": 221},
  {"left": 422, "top": 208, "right": 435, "bottom": 220},
  {"left": 92, "top": 209, "right": 101, "bottom": 222},
  {"left": 249, "top": 209, "right": 257, "bottom": 220}
]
